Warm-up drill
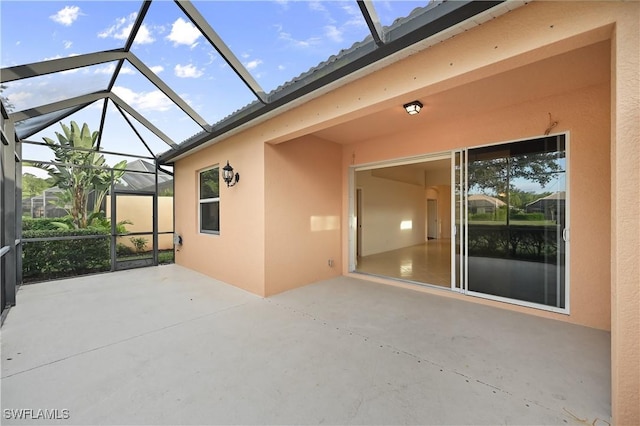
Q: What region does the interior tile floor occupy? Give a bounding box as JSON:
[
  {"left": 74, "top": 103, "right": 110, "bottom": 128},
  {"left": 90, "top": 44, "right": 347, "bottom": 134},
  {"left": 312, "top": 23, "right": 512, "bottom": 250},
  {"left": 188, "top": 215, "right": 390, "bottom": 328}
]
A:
[
  {"left": 1, "top": 265, "right": 610, "bottom": 425},
  {"left": 356, "top": 239, "right": 452, "bottom": 287}
]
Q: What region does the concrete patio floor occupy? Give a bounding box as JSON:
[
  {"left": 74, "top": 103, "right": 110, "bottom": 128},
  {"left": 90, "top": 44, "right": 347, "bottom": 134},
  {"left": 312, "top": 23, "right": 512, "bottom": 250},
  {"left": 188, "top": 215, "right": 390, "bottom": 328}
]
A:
[{"left": 1, "top": 265, "right": 610, "bottom": 425}]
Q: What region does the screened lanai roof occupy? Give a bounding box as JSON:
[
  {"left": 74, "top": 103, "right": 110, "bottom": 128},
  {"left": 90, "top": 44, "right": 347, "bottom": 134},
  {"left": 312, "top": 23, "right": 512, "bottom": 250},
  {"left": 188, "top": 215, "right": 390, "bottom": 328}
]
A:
[{"left": 1, "top": 0, "right": 517, "bottom": 166}]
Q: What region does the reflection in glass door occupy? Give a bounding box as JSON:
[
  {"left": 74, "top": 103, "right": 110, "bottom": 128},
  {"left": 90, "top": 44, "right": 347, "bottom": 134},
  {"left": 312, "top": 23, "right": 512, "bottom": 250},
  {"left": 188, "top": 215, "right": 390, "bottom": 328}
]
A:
[{"left": 464, "top": 135, "right": 567, "bottom": 309}]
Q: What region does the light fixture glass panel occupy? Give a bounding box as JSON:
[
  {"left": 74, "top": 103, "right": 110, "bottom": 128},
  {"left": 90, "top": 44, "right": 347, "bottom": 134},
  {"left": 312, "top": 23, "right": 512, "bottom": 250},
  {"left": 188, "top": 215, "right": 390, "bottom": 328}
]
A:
[
  {"left": 0, "top": 2, "right": 145, "bottom": 66},
  {"left": 193, "top": 1, "right": 371, "bottom": 94},
  {"left": 1, "top": 62, "right": 117, "bottom": 112},
  {"left": 371, "top": 1, "right": 434, "bottom": 27},
  {"left": 128, "top": 1, "right": 257, "bottom": 130}
]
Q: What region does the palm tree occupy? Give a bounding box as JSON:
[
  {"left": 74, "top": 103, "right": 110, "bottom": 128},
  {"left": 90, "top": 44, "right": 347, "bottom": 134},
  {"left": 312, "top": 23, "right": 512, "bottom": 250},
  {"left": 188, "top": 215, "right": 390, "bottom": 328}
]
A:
[{"left": 31, "top": 121, "right": 126, "bottom": 228}]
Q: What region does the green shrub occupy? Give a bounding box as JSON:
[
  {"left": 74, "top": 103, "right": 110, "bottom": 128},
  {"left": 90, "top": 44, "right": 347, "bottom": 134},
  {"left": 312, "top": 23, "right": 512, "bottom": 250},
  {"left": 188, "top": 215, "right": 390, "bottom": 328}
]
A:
[
  {"left": 509, "top": 212, "right": 545, "bottom": 221},
  {"left": 129, "top": 237, "right": 148, "bottom": 253},
  {"left": 22, "top": 217, "right": 74, "bottom": 231},
  {"left": 469, "top": 213, "right": 495, "bottom": 221},
  {"left": 116, "top": 243, "right": 134, "bottom": 256},
  {"left": 22, "top": 228, "right": 110, "bottom": 281}
]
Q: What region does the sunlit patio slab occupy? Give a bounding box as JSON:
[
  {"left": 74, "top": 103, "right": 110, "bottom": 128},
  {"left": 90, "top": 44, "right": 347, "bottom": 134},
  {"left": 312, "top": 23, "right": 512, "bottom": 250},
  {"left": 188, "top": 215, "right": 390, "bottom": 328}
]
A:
[{"left": 1, "top": 265, "right": 610, "bottom": 425}]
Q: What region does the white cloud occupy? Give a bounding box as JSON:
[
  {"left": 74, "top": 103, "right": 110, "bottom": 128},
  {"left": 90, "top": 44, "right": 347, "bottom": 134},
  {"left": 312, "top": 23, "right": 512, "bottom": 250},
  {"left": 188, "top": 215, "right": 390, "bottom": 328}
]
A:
[
  {"left": 63, "top": 40, "right": 73, "bottom": 49},
  {"left": 278, "top": 31, "right": 321, "bottom": 49},
  {"left": 174, "top": 63, "right": 203, "bottom": 78},
  {"left": 278, "top": 65, "right": 286, "bottom": 71},
  {"left": 341, "top": 4, "right": 366, "bottom": 28},
  {"left": 112, "top": 86, "right": 173, "bottom": 112},
  {"left": 50, "top": 6, "right": 81, "bottom": 26},
  {"left": 166, "top": 18, "right": 201, "bottom": 48},
  {"left": 5, "top": 91, "right": 32, "bottom": 105},
  {"left": 245, "top": 59, "right": 263, "bottom": 70},
  {"left": 150, "top": 65, "right": 164, "bottom": 74},
  {"left": 324, "top": 25, "right": 343, "bottom": 43},
  {"left": 309, "top": 1, "right": 327, "bottom": 13},
  {"left": 134, "top": 24, "right": 155, "bottom": 45},
  {"left": 99, "top": 13, "right": 154, "bottom": 45},
  {"left": 94, "top": 64, "right": 135, "bottom": 75}
]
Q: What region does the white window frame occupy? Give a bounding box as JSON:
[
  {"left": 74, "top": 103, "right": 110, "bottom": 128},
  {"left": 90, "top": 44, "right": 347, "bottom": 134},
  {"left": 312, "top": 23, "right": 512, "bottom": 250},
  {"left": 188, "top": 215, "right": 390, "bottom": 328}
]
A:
[{"left": 198, "top": 165, "right": 220, "bottom": 235}]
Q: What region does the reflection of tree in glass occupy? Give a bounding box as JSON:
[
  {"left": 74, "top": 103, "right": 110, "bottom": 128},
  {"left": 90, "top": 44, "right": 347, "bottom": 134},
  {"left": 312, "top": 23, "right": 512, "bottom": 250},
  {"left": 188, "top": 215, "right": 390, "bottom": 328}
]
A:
[
  {"left": 468, "top": 152, "right": 562, "bottom": 197},
  {"left": 200, "top": 168, "right": 219, "bottom": 199}
]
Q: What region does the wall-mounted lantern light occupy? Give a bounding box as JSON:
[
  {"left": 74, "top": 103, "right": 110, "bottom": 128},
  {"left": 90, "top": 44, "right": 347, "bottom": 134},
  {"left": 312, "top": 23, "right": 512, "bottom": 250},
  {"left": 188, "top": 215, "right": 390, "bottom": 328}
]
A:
[
  {"left": 222, "top": 161, "right": 240, "bottom": 187},
  {"left": 403, "top": 100, "right": 423, "bottom": 115}
]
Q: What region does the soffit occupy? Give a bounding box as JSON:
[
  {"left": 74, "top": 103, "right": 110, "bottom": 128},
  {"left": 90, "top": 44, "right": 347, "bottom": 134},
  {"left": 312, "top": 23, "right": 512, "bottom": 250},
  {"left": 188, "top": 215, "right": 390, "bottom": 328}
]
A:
[{"left": 312, "top": 40, "right": 611, "bottom": 145}]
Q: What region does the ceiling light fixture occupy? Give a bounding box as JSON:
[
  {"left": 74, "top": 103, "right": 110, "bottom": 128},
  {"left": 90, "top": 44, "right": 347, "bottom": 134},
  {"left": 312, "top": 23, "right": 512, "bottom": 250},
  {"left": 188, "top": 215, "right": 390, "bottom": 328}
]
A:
[{"left": 403, "top": 100, "right": 423, "bottom": 115}]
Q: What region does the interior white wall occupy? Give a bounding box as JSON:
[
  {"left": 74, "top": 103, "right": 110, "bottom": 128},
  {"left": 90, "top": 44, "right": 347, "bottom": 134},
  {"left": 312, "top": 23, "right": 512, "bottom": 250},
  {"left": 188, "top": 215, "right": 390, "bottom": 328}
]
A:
[{"left": 357, "top": 170, "right": 425, "bottom": 256}]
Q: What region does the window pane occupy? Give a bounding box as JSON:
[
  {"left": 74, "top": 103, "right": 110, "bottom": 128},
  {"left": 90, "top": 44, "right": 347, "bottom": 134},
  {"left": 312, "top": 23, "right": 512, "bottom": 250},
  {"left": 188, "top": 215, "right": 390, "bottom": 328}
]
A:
[
  {"left": 199, "top": 167, "right": 219, "bottom": 200},
  {"left": 200, "top": 201, "right": 219, "bottom": 233}
]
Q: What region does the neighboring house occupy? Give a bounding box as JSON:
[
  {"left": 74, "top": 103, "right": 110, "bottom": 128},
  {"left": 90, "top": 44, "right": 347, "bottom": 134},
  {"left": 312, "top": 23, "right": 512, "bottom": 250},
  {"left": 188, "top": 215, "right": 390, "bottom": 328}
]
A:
[
  {"left": 526, "top": 191, "right": 566, "bottom": 223},
  {"left": 468, "top": 194, "right": 505, "bottom": 215},
  {"left": 116, "top": 159, "right": 173, "bottom": 193},
  {"left": 158, "top": 2, "right": 638, "bottom": 421}
]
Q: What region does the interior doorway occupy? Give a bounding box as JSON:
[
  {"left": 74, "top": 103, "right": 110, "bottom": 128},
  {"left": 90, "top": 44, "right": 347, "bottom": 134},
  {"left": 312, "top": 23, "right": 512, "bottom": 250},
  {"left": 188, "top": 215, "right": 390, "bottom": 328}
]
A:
[
  {"left": 427, "top": 199, "right": 438, "bottom": 240},
  {"left": 353, "top": 155, "right": 452, "bottom": 288}
]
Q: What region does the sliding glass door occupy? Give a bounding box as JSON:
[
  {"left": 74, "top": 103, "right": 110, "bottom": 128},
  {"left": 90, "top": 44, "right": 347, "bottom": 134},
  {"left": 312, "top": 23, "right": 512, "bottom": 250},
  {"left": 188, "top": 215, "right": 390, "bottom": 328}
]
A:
[
  {"left": 349, "top": 135, "right": 568, "bottom": 311},
  {"left": 464, "top": 135, "right": 567, "bottom": 309}
]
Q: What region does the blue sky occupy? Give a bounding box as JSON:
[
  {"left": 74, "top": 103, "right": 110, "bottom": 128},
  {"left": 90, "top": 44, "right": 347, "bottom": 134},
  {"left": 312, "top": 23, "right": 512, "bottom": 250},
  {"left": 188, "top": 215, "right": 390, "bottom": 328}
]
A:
[{"left": 1, "top": 0, "right": 428, "bottom": 170}]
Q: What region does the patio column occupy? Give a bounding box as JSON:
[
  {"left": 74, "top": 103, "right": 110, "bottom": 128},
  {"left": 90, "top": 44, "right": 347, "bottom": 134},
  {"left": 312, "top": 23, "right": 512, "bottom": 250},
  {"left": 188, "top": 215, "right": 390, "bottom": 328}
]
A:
[{"left": 611, "top": 5, "right": 640, "bottom": 424}]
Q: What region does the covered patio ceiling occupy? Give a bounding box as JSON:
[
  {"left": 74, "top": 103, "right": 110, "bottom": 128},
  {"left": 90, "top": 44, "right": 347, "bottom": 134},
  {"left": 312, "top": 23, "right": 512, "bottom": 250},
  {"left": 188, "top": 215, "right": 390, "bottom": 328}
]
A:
[{"left": 0, "top": 0, "right": 521, "bottom": 165}]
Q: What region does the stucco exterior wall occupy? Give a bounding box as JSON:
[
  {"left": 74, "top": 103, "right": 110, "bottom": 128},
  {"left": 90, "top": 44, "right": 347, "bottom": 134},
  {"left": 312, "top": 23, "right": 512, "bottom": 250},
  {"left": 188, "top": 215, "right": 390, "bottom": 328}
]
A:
[
  {"left": 172, "top": 2, "right": 638, "bottom": 421},
  {"left": 609, "top": 4, "right": 640, "bottom": 422},
  {"left": 264, "top": 136, "right": 342, "bottom": 295},
  {"left": 174, "top": 137, "right": 265, "bottom": 295}
]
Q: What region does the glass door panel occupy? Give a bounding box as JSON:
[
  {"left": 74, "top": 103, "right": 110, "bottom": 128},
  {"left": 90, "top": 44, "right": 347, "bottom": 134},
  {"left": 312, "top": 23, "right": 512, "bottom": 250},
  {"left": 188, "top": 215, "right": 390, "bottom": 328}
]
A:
[
  {"left": 453, "top": 150, "right": 464, "bottom": 290},
  {"left": 465, "top": 136, "right": 566, "bottom": 308}
]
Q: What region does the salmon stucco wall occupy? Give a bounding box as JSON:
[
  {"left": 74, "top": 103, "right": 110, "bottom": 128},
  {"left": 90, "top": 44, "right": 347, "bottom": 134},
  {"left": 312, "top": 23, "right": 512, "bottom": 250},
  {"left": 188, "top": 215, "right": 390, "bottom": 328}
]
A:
[
  {"left": 174, "top": 137, "right": 265, "bottom": 295},
  {"left": 342, "top": 42, "right": 611, "bottom": 332},
  {"left": 172, "top": 2, "right": 638, "bottom": 421},
  {"left": 610, "top": 5, "right": 640, "bottom": 422},
  {"left": 264, "top": 136, "right": 342, "bottom": 295}
]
